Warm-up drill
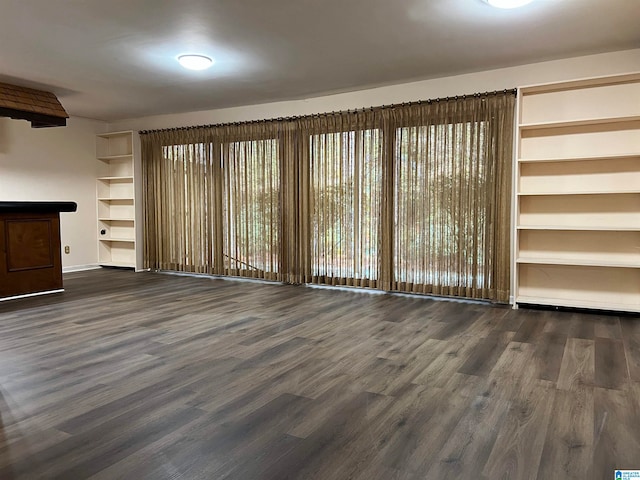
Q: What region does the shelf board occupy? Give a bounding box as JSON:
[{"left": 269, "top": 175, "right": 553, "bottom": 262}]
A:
[
  {"left": 99, "top": 237, "right": 135, "bottom": 243},
  {"left": 519, "top": 73, "right": 640, "bottom": 95},
  {"left": 516, "top": 257, "right": 640, "bottom": 268},
  {"left": 97, "top": 154, "right": 132, "bottom": 160},
  {"left": 515, "top": 295, "right": 640, "bottom": 313},
  {"left": 97, "top": 197, "right": 134, "bottom": 201},
  {"left": 518, "top": 190, "right": 640, "bottom": 196},
  {"left": 97, "top": 130, "right": 134, "bottom": 138},
  {"left": 517, "top": 225, "right": 640, "bottom": 231},
  {"left": 98, "top": 217, "right": 135, "bottom": 222},
  {"left": 518, "top": 153, "right": 640, "bottom": 163},
  {"left": 97, "top": 176, "right": 134, "bottom": 181},
  {"left": 519, "top": 115, "right": 640, "bottom": 131}
]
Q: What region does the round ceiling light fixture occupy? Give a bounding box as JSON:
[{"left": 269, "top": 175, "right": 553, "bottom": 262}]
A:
[
  {"left": 177, "top": 54, "right": 214, "bottom": 70},
  {"left": 483, "top": 0, "right": 534, "bottom": 8}
]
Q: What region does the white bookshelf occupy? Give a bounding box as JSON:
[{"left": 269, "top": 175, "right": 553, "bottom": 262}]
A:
[
  {"left": 96, "top": 131, "right": 136, "bottom": 268},
  {"left": 514, "top": 73, "right": 640, "bottom": 313}
]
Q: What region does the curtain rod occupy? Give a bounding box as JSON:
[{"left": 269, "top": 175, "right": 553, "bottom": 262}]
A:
[{"left": 139, "top": 88, "right": 517, "bottom": 134}]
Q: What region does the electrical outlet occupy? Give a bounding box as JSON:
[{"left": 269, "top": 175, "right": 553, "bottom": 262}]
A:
[{"left": 64, "top": 246, "right": 70, "bottom": 254}]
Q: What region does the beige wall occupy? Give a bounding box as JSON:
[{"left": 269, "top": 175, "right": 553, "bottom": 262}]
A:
[
  {"left": 0, "top": 116, "right": 106, "bottom": 270},
  {"left": 110, "top": 48, "right": 640, "bottom": 132}
]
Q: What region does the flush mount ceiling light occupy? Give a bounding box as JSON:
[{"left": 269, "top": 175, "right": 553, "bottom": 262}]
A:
[
  {"left": 177, "top": 54, "right": 214, "bottom": 70},
  {"left": 483, "top": 0, "right": 534, "bottom": 8}
]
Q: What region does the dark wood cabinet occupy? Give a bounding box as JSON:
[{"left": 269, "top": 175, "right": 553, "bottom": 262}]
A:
[{"left": 0, "top": 202, "right": 76, "bottom": 299}]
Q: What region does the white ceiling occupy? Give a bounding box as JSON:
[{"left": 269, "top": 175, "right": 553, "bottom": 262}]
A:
[{"left": 1, "top": 0, "right": 638, "bottom": 121}]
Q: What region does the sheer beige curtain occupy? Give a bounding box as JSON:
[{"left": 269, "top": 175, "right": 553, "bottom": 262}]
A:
[
  {"left": 141, "top": 123, "right": 285, "bottom": 280},
  {"left": 141, "top": 129, "right": 215, "bottom": 273},
  {"left": 141, "top": 91, "right": 514, "bottom": 302},
  {"left": 217, "top": 124, "right": 282, "bottom": 280},
  {"left": 389, "top": 95, "right": 514, "bottom": 302},
  {"left": 295, "top": 112, "right": 383, "bottom": 287}
]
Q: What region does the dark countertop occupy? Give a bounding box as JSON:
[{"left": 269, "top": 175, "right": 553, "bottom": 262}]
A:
[{"left": 0, "top": 201, "right": 77, "bottom": 213}]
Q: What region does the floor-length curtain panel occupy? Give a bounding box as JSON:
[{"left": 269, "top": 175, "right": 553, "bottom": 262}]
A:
[
  {"left": 298, "top": 111, "right": 383, "bottom": 288},
  {"left": 141, "top": 129, "right": 215, "bottom": 273},
  {"left": 280, "top": 122, "right": 307, "bottom": 285},
  {"left": 218, "top": 123, "right": 282, "bottom": 280},
  {"left": 390, "top": 93, "right": 514, "bottom": 302}
]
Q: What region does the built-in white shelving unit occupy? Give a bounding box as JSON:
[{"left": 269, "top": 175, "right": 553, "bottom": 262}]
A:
[
  {"left": 514, "top": 73, "right": 640, "bottom": 313},
  {"left": 96, "top": 131, "right": 136, "bottom": 268}
]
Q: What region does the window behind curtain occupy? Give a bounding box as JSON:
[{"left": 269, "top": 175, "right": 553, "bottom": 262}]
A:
[
  {"left": 160, "top": 142, "right": 213, "bottom": 272},
  {"left": 394, "top": 120, "right": 494, "bottom": 297},
  {"left": 309, "top": 129, "right": 382, "bottom": 286},
  {"left": 221, "top": 139, "right": 280, "bottom": 279}
]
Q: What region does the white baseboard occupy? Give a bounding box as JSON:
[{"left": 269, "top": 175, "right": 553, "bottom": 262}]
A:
[
  {"left": 62, "top": 264, "right": 101, "bottom": 273},
  {"left": 306, "top": 283, "right": 385, "bottom": 295},
  {"left": 158, "top": 270, "right": 280, "bottom": 285},
  {"left": 0, "top": 289, "right": 64, "bottom": 302}
]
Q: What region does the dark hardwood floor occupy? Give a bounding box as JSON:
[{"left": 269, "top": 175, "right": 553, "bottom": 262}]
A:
[{"left": 0, "top": 269, "right": 638, "bottom": 479}]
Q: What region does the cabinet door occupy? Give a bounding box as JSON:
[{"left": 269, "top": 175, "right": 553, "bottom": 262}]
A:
[{"left": 0, "top": 212, "right": 63, "bottom": 297}]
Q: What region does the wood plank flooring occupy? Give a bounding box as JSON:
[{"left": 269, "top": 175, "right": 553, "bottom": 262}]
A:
[{"left": 0, "top": 268, "right": 638, "bottom": 479}]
